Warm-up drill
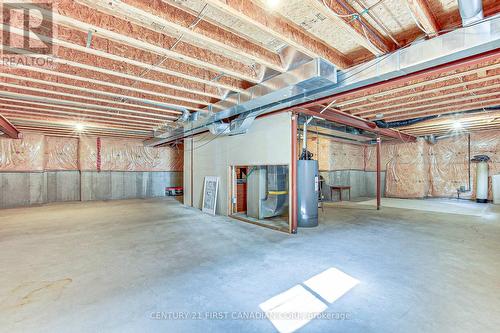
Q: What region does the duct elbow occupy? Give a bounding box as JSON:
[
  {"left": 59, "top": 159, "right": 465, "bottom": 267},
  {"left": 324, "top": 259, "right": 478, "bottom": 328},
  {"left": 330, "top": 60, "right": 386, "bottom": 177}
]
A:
[{"left": 458, "top": 0, "right": 483, "bottom": 26}]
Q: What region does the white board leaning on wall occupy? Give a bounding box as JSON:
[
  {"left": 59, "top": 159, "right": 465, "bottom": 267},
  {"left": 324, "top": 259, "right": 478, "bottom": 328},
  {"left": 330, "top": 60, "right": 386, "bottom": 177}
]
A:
[{"left": 202, "top": 176, "right": 219, "bottom": 215}]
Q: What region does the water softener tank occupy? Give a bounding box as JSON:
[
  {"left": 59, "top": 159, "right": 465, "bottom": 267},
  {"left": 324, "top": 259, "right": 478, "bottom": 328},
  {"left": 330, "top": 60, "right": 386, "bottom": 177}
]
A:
[
  {"left": 492, "top": 174, "right": 500, "bottom": 205},
  {"left": 472, "top": 155, "right": 490, "bottom": 203},
  {"left": 297, "top": 160, "right": 319, "bottom": 227}
]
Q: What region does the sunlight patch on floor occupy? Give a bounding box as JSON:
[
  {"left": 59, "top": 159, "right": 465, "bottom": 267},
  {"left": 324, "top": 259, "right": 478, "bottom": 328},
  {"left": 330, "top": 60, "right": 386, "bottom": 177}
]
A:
[
  {"left": 304, "top": 267, "right": 359, "bottom": 303},
  {"left": 259, "top": 267, "right": 359, "bottom": 333}
]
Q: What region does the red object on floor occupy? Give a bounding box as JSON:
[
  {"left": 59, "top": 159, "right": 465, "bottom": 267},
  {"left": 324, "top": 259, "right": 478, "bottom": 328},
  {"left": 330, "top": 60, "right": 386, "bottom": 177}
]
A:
[
  {"left": 165, "top": 187, "right": 183, "bottom": 196},
  {"left": 96, "top": 137, "right": 102, "bottom": 172}
]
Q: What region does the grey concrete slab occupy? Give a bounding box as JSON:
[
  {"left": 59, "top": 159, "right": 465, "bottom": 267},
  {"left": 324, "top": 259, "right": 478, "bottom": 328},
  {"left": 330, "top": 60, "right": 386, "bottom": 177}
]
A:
[{"left": 0, "top": 198, "right": 498, "bottom": 332}]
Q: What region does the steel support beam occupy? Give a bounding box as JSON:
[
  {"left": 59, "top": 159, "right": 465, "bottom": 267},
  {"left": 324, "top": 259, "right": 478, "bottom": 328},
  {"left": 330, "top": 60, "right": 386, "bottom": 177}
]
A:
[
  {"left": 0, "top": 113, "right": 21, "bottom": 139},
  {"left": 296, "top": 107, "right": 416, "bottom": 142}
]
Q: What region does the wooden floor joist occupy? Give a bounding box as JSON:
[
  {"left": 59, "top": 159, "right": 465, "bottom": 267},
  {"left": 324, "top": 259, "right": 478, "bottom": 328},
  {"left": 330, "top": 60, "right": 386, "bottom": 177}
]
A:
[
  {"left": 384, "top": 98, "right": 500, "bottom": 121},
  {"left": 308, "top": 0, "right": 394, "bottom": 55},
  {"left": 0, "top": 98, "right": 173, "bottom": 123},
  {"left": 0, "top": 0, "right": 498, "bottom": 137},
  {"left": 0, "top": 82, "right": 194, "bottom": 115},
  {"left": 204, "top": 0, "right": 353, "bottom": 69},
  {"left": 5, "top": 114, "right": 158, "bottom": 132},
  {"left": 358, "top": 83, "right": 500, "bottom": 118},
  {"left": 0, "top": 91, "right": 178, "bottom": 121},
  {"left": 75, "top": 0, "right": 284, "bottom": 72},
  {"left": 13, "top": 1, "right": 263, "bottom": 83},
  {"left": 405, "top": 0, "right": 440, "bottom": 36},
  {"left": 365, "top": 90, "right": 500, "bottom": 120},
  {"left": 345, "top": 74, "right": 500, "bottom": 114},
  {"left": 336, "top": 63, "right": 500, "bottom": 108},
  {"left": 2, "top": 25, "right": 246, "bottom": 95},
  {"left": 2, "top": 68, "right": 211, "bottom": 106},
  {"left": 0, "top": 107, "right": 164, "bottom": 128},
  {"left": 0, "top": 73, "right": 209, "bottom": 110}
]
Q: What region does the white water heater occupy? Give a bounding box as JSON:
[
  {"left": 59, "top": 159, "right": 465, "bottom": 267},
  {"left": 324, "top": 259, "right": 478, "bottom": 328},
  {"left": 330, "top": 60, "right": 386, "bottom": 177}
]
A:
[{"left": 472, "top": 155, "right": 490, "bottom": 203}]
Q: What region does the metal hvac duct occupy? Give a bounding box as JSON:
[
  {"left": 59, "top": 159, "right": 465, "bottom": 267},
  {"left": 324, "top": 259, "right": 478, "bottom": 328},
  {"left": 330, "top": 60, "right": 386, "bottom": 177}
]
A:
[
  {"left": 145, "top": 58, "right": 338, "bottom": 145},
  {"left": 145, "top": 15, "right": 500, "bottom": 146},
  {"left": 458, "top": 0, "right": 484, "bottom": 26}
]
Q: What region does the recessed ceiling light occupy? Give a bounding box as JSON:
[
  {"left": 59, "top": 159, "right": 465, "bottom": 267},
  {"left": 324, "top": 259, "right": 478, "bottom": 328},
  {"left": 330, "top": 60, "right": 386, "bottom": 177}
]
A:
[
  {"left": 452, "top": 121, "right": 462, "bottom": 129},
  {"left": 75, "top": 123, "right": 85, "bottom": 132},
  {"left": 266, "top": 0, "right": 280, "bottom": 9}
]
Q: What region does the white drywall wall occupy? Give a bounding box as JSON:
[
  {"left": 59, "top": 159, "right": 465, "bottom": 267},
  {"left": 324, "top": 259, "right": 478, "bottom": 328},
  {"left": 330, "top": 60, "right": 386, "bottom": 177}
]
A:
[{"left": 184, "top": 112, "right": 292, "bottom": 215}]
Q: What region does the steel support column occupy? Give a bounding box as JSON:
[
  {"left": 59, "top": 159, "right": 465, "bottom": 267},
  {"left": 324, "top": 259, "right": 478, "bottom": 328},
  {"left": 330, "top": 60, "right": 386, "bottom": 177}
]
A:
[
  {"left": 291, "top": 113, "right": 298, "bottom": 234},
  {"left": 376, "top": 137, "right": 382, "bottom": 210}
]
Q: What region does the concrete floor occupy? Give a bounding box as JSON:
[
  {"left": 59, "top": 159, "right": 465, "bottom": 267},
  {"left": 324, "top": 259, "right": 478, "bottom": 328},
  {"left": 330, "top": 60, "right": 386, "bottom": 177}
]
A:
[{"left": 0, "top": 198, "right": 499, "bottom": 332}]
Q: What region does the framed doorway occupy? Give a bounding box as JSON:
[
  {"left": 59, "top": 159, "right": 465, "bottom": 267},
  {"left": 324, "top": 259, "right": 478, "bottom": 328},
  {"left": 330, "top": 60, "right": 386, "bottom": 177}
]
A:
[{"left": 229, "top": 164, "right": 290, "bottom": 233}]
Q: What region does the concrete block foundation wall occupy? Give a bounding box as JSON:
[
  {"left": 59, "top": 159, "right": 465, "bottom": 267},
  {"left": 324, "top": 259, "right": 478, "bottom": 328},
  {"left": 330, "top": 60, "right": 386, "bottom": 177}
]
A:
[{"left": 0, "top": 171, "right": 182, "bottom": 209}]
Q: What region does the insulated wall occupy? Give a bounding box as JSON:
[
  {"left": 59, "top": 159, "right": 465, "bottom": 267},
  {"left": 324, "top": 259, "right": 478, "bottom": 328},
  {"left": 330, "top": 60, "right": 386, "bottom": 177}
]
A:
[
  {"left": 365, "top": 139, "right": 430, "bottom": 198},
  {"left": 0, "top": 134, "right": 183, "bottom": 208},
  {"left": 184, "top": 112, "right": 291, "bottom": 215},
  {"left": 470, "top": 131, "right": 500, "bottom": 200},
  {"left": 384, "top": 139, "right": 430, "bottom": 198},
  {"left": 427, "top": 131, "right": 499, "bottom": 200},
  {"left": 366, "top": 130, "right": 499, "bottom": 200},
  {"left": 314, "top": 130, "right": 498, "bottom": 200}
]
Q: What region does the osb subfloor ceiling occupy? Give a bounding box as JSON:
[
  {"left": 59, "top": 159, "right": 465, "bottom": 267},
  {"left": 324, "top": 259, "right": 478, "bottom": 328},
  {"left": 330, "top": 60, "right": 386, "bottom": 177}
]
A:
[{"left": 0, "top": 0, "right": 499, "bottom": 139}]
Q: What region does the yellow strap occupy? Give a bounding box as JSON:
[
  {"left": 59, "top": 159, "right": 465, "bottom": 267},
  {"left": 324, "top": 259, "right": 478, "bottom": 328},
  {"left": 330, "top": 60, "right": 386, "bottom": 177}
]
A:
[{"left": 268, "top": 191, "right": 288, "bottom": 195}]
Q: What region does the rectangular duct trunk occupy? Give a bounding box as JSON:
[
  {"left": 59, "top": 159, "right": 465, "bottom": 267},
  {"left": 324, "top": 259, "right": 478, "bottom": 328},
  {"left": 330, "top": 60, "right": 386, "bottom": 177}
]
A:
[{"left": 145, "top": 58, "right": 337, "bottom": 146}]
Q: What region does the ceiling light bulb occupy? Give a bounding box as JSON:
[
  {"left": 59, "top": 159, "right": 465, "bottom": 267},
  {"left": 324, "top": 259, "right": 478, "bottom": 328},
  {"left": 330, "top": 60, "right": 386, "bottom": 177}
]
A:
[
  {"left": 266, "top": 0, "right": 280, "bottom": 9},
  {"left": 75, "top": 123, "right": 85, "bottom": 132},
  {"left": 452, "top": 121, "right": 462, "bottom": 129}
]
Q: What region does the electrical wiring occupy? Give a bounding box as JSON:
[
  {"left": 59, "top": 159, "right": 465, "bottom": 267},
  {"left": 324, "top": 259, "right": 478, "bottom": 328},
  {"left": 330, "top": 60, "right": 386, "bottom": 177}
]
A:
[
  {"left": 360, "top": 22, "right": 379, "bottom": 53},
  {"left": 162, "top": 122, "right": 230, "bottom": 152},
  {"left": 320, "top": 0, "right": 386, "bottom": 54},
  {"left": 188, "top": 125, "right": 230, "bottom": 152},
  {"left": 321, "top": 0, "right": 358, "bottom": 18},
  {"left": 404, "top": 0, "right": 430, "bottom": 35},
  {"left": 351, "top": 0, "right": 401, "bottom": 46},
  {"left": 162, "top": 14, "right": 500, "bottom": 148},
  {"left": 290, "top": 15, "right": 499, "bottom": 141}
]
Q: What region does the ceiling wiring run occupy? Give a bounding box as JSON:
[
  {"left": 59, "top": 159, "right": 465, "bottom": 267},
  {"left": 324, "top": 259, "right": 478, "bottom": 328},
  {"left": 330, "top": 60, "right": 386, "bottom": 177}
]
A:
[{"left": 320, "top": 0, "right": 389, "bottom": 54}]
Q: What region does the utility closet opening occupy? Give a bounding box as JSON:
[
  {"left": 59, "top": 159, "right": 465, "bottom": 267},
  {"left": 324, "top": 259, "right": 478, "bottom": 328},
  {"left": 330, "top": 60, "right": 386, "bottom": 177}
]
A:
[{"left": 230, "top": 165, "right": 290, "bottom": 232}]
